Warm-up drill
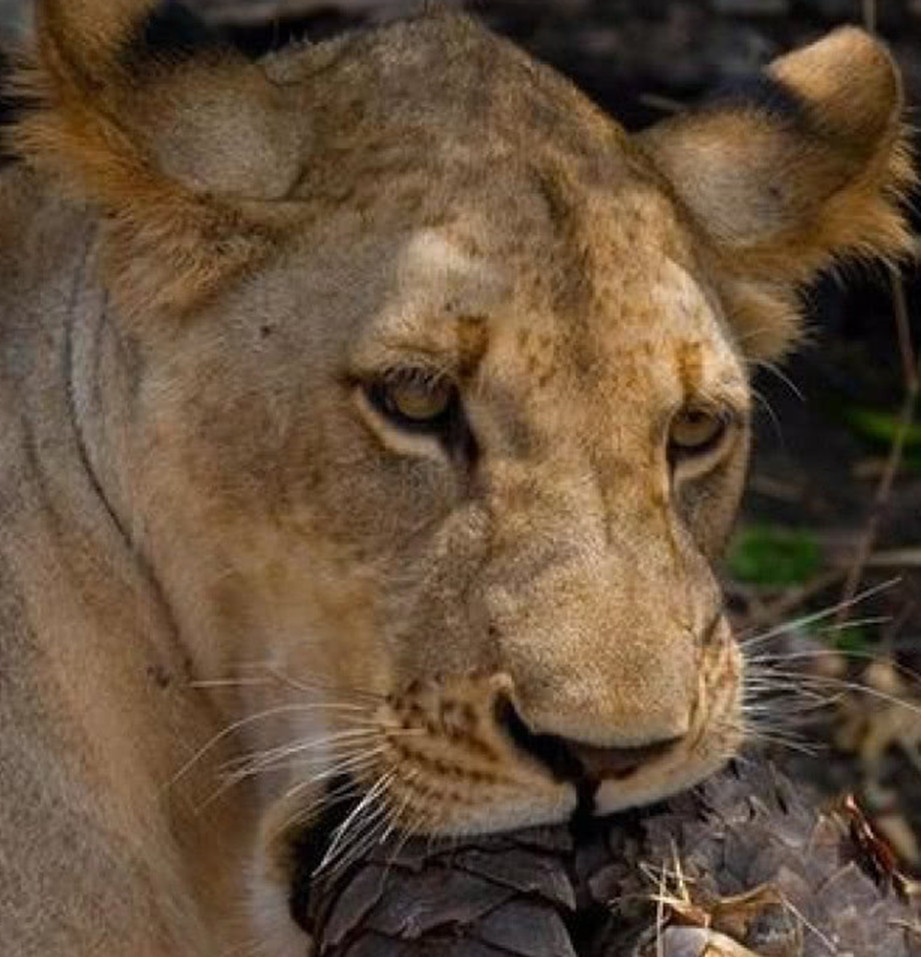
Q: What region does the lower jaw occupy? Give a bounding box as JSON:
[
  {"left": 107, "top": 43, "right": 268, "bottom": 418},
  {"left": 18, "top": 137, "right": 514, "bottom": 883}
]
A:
[
  {"left": 593, "top": 762, "right": 707, "bottom": 815},
  {"left": 592, "top": 737, "right": 742, "bottom": 816}
]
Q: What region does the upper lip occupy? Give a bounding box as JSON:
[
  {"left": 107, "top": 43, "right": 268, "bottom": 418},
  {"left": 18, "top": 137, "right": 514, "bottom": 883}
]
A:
[{"left": 492, "top": 693, "right": 682, "bottom": 818}]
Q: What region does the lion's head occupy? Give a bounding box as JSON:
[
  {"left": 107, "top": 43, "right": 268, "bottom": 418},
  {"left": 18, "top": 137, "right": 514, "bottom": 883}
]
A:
[{"left": 13, "top": 0, "right": 913, "bottom": 891}]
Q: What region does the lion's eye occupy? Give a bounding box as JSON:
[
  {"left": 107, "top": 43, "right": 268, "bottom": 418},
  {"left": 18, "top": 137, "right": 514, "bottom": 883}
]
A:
[
  {"left": 668, "top": 407, "right": 729, "bottom": 461},
  {"left": 368, "top": 373, "right": 457, "bottom": 431}
]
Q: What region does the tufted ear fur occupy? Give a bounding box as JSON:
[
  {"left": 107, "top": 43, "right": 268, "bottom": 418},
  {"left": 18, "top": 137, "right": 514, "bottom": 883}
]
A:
[
  {"left": 10, "top": 0, "right": 306, "bottom": 315},
  {"left": 640, "top": 27, "right": 916, "bottom": 360}
]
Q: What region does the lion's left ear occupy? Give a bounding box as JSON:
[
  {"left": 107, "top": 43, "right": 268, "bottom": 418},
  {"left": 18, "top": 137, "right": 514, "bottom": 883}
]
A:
[
  {"left": 12, "top": 0, "right": 306, "bottom": 316},
  {"left": 640, "top": 27, "right": 915, "bottom": 360}
]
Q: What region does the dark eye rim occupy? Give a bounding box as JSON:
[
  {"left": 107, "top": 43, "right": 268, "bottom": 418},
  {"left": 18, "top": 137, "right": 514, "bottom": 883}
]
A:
[
  {"left": 364, "top": 372, "right": 460, "bottom": 435},
  {"left": 667, "top": 406, "right": 738, "bottom": 465}
]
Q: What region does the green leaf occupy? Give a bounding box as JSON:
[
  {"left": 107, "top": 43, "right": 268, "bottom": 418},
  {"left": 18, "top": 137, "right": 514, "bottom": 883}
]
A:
[
  {"left": 727, "top": 524, "right": 821, "bottom": 586},
  {"left": 827, "top": 623, "right": 871, "bottom": 655},
  {"left": 843, "top": 405, "right": 921, "bottom": 448}
]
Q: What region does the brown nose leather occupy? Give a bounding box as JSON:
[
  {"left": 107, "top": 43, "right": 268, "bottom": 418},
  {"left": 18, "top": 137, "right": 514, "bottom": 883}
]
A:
[{"left": 566, "top": 737, "right": 682, "bottom": 781}]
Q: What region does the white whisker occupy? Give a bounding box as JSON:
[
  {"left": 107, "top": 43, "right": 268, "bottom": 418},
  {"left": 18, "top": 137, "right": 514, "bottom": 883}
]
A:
[
  {"left": 221, "top": 740, "right": 383, "bottom": 789},
  {"left": 165, "top": 702, "right": 375, "bottom": 790},
  {"left": 740, "top": 578, "right": 899, "bottom": 649},
  {"left": 748, "top": 669, "right": 921, "bottom": 715},
  {"left": 233, "top": 662, "right": 385, "bottom": 704},
  {"left": 748, "top": 649, "right": 921, "bottom": 688},
  {"left": 754, "top": 358, "right": 805, "bottom": 402},
  {"left": 317, "top": 772, "right": 395, "bottom": 876},
  {"left": 224, "top": 728, "right": 384, "bottom": 773}
]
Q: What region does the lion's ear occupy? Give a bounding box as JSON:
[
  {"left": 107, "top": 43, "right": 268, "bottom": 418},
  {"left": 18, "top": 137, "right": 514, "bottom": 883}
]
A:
[
  {"left": 640, "top": 27, "right": 915, "bottom": 360},
  {"left": 12, "top": 0, "right": 305, "bottom": 315}
]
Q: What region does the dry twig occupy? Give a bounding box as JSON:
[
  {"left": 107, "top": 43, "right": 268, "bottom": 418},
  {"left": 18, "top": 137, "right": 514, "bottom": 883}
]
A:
[{"left": 837, "top": 268, "right": 920, "bottom": 622}]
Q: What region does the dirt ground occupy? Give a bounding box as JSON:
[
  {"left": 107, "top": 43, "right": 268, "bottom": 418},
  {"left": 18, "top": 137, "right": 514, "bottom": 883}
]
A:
[{"left": 3, "top": 0, "right": 921, "bottom": 879}]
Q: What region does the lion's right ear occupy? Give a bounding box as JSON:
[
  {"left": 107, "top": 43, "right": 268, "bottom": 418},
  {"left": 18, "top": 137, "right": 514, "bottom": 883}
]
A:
[
  {"left": 640, "top": 28, "right": 915, "bottom": 361},
  {"left": 11, "top": 0, "right": 306, "bottom": 315}
]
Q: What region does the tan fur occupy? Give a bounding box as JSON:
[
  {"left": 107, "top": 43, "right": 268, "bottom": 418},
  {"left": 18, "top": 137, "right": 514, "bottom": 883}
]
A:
[{"left": 0, "top": 3, "right": 914, "bottom": 954}]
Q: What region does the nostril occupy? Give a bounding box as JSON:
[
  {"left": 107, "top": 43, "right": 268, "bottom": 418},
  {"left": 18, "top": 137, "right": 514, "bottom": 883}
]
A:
[{"left": 493, "top": 694, "right": 684, "bottom": 784}]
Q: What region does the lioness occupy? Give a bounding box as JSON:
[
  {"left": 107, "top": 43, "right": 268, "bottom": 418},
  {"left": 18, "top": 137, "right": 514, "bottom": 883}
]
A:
[{"left": 0, "top": 1, "right": 914, "bottom": 954}]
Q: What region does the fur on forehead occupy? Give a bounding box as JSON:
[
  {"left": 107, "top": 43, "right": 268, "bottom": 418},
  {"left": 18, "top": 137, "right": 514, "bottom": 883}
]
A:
[{"left": 10, "top": 2, "right": 915, "bottom": 355}]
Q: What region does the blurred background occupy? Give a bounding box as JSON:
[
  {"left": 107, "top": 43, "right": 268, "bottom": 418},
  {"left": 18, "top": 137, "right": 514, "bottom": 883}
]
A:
[{"left": 2, "top": 0, "right": 921, "bottom": 880}]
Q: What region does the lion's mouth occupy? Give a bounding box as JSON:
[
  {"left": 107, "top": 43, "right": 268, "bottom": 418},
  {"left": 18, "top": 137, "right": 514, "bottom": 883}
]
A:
[{"left": 492, "top": 693, "right": 684, "bottom": 816}]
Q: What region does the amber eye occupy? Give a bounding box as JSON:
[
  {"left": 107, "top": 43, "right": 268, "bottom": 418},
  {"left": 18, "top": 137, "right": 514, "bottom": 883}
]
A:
[
  {"left": 367, "top": 373, "right": 457, "bottom": 431},
  {"left": 668, "top": 407, "right": 729, "bottom": 461}
]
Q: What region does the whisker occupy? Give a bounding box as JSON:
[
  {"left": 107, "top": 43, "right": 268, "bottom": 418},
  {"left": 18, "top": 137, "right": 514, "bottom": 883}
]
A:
[
  {"left": 276, "top": 775, "right": 373, "bottom": 835},
  {"left": 165, "top": 702, "right": 376, "bottom": 790},
  {"left": 754, "top": 358, "right": 805, "bottom": 403},
  {"left": 739, "top": 578, "right": 899, "bottom": 649},
  {"left": 189, "top": 677, "right": 281, "bottom": 689},
  {"left": 717, "top": 716, "right": 821, "bottom": 756},
  {"left": 317, "top": 771, "right": 395, "bottom": 876},
  {"left": 747, "top": 649, "right": 921, "bottom": 687},
  {"left": 743, "top": 673, "right": 840, "bottom": 693},
  {"left": 224, "top": 728, "right": 385, "bottom": 771},
  {"left": 207, "top": 743, "right": 388, "bottom": 812},
  {"left": 741, "top": 695, "right": 840, "bottom": 716},
  {"left": 382, "top": 796, "right": 423, "bottom": 873},
  {"left": 233, "top": 662, "right": 386, "bottom": 704},
  {"left": 748, "top": 669, "right": 921, "bottom": 715},
  {"left": 742, "top": 679, "right": 844, "bottom": 703},
  {"left": 744, "top": 665, "right": 840, "bottom": 701},
  {"left": 751, "top": 387, "right": 784, "bottom": 445},
  {"left": 316, "top": 772, "right": 391, "bottom": 873},
  {"left": 813, "top": 615, "right": 892, "bottom": 634},
  {"left": 305, "top": 772, "right": 376, "bottom": 809},
  {"left": 376, "top": 797, "right": 409, "bottom": 850},
  {"left": 339, "top": 781, "right": 404, "bottom": 872},
  {"left": 220, "top": 738, "right": 387, "bottom": 788},
  {"left": 740, "top": 728, "right": 822, "bottom": 756},
  {"left": 224, "top": 725, "right": 425, "bottom": 783},
  {"left": 728, "top": 712, "right": 816, "bottom": 740},
  {"left": 329, "top": 799, "right": 395, "bottom": 879}
]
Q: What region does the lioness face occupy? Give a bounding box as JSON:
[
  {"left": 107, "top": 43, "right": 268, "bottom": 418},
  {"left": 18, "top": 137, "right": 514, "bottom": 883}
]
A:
[
  {"left": 17, "top": 4, "right": 911, "bottom": 854},
  {"left": 141, "top": 164, "right": 749, "bottom": 833}
]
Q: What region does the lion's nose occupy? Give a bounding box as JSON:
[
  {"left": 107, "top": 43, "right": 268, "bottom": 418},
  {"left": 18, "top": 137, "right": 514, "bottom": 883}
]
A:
[{"left": 493, "top": 693, "right": 684, "bottom": 784}]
